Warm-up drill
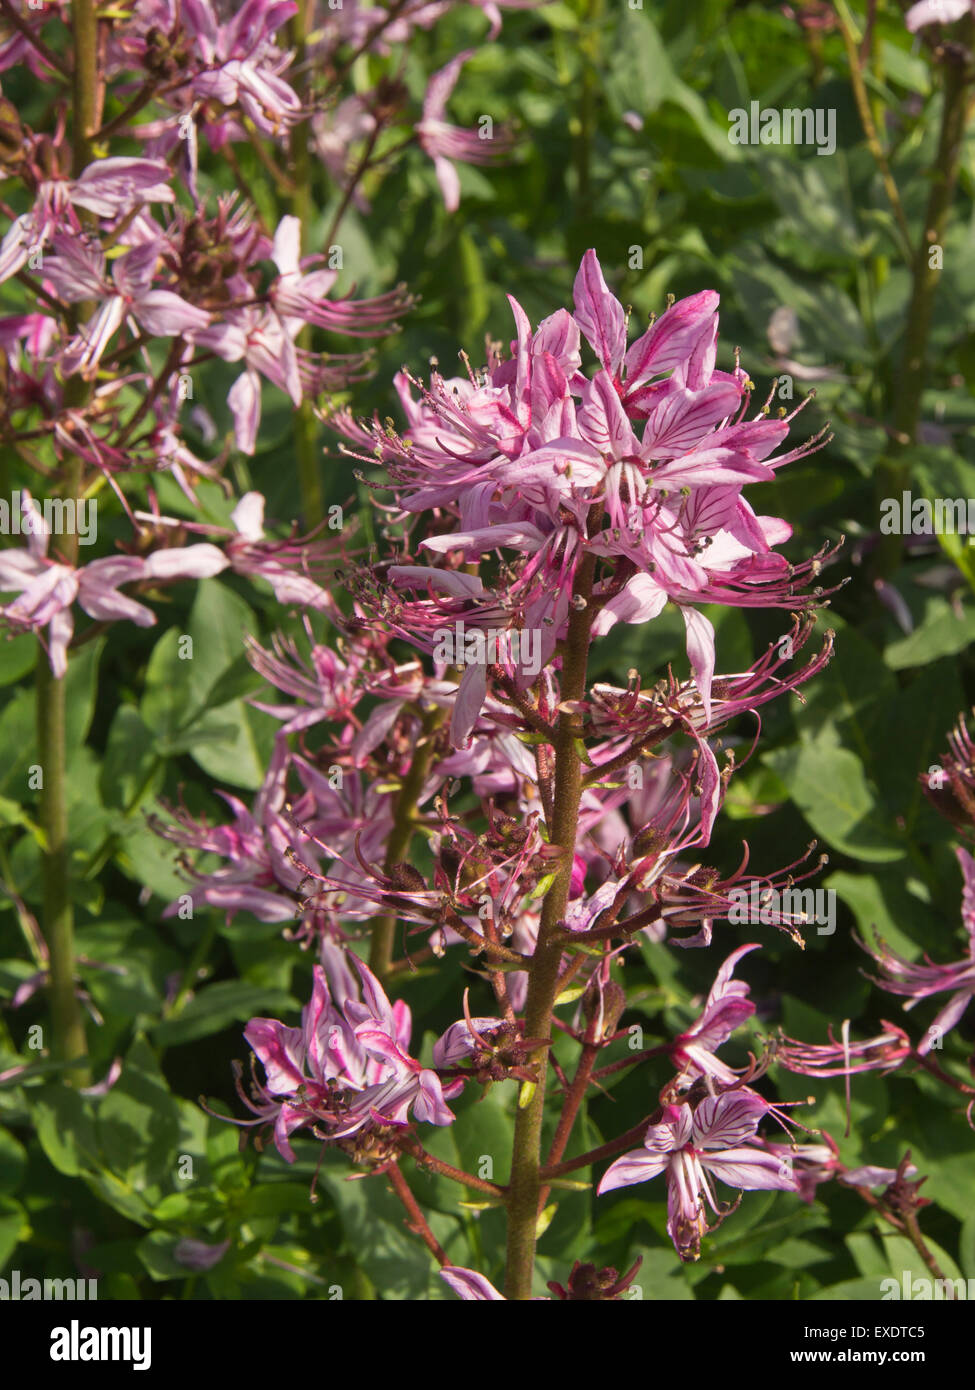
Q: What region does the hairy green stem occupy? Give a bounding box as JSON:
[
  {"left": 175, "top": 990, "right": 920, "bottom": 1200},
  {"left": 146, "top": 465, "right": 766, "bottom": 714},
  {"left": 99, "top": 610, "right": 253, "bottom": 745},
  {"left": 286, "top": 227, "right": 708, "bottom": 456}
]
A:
[
  {"left": 37, "top": 656, "right": 89, "bottom": 1082},
  {"left": 37, "top": 0, "right": 100, "bottom": 1085},
  {"left": 368, "top": 707, "right": 444, "bottom": 980},
  {"left": 503, "top": 552, "right": 597, "bottom": 1300}
]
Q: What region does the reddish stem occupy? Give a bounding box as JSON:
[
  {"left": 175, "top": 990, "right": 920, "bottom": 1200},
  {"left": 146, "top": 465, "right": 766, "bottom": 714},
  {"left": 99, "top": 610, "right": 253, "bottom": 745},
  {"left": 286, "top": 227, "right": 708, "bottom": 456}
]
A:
[{"left": 386, "top": 1162, "right": 448, "bottom": 1265}]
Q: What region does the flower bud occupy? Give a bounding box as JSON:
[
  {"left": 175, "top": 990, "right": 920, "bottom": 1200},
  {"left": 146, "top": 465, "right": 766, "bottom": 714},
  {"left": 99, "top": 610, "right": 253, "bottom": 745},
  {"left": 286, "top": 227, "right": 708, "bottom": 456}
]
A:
[{"left": 582, "top": 976, "right": 625, "bottom": 1041}]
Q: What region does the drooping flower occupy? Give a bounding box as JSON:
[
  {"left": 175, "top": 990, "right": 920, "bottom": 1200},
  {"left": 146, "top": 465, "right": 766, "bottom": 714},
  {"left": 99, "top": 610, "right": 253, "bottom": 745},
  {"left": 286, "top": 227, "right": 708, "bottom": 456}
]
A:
[
  {"left": 195, "top": 216, "right": 407, "bottom": 453},
  {"left": 776, "top": 1021, "right": 912, "bottom": 1077},
  {"left": 440, "top": 1266, "right": 507, "bottom": 1300},
  {"left": 0, "top": 156, "right": 175, "bottom": 288},
  {"left": 240, "top": 944, "right": 459, "bottom": 1160},
  {"left": 597, "top": 1090, "right": 797, "bottom": 1260},
  {"left": 920, "top": 708, "right": 975, "bottom": 831},
  {"left": 177, "top": 0, "right": 302, "bottom": 139},
  {"left": 41, "top": 235, "right": 211, "bottom": 379}
]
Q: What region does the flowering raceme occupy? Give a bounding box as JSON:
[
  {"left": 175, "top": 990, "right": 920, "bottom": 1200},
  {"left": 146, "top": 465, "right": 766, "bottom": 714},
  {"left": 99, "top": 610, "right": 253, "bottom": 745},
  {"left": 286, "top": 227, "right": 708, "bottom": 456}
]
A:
[
  {"left": 334, "top": 249, "right": 835, "bottom": 744},
  {"left": 171, "top": 247, "right": 932, "bottom": 1294},
  {"left": 2, "top": 0, "right": 967, "bottom": 1303},
  {"left": 0, "top": 0, "right": 559, "bottom": 1302}
]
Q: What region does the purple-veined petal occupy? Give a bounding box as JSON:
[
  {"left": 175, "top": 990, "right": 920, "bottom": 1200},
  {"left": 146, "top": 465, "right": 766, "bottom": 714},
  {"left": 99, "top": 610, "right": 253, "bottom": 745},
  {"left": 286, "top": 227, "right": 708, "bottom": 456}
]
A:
[
  {"left": 624, "top": 290, "right": 718, "bottom": 388},
  {"left": 441, "top": 1267, "right": 506, "bottom": 1300},
  {"left": 693, "top": 1090, "right": 768, "bottom": 1148},
  {"left": 597, "top": 1147, "right": 671, "bottom": 1194},
  {"left": 701, "top": 1147, "right": 797, "bottom": 1191},
  {"left": 572, "top": 250, "right": 626, "bottom": 375},
  {"left": 680, "top": 606, "right": 715, "bottom": 723}
]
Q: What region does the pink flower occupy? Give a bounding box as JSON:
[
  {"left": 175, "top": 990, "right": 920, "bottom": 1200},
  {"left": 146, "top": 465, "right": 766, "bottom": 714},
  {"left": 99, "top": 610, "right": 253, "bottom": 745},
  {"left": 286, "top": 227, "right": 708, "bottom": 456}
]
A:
[
  {"left": 0, "top": 492, "right": 222, "bottom": 676},
  {"left": 598, "top": 1091, "right": 797, "bottom": 1260},
  {"left": 776, "top": 1022, "right": 912, "bottom": 1077},
  {"left": 197, "top": 218, "right": 406, "bottom": 452},
  {"left": 0, "top": 156, "right": 174, "bottom": 288},
  {"left": 417, "top": 51, "right": 514, "bottom": 213},
  {"left": 904, "top": 0, "right": 972, "bottom": 30},
  {"left": 157, "top": 736, "right": 399, "bottom": 932},
  {"left": 241, "top": 944, "right": 457, "bottom": 1159},
  {"left": 268, "top": 215, "right": 410, "bottom": 337},
  {"left": 43, "top": 236, "right": 211, "bottom": 379},
  {"left": 669, "top": 943, "right": 760, "bottom": 1086},
  {"left": 335, "top": 251, "right": 833, "bottom": 734},
  {"left": 441, "top": 1267, "right": 507, "bottom": 1300},
  {"left": 180, "top": 0, "right": 302, "bottom": 138},
  {"left": 134, "top": 490, "right": 337, "bottom": 611},
  {"left": 859, "top": 847, "right": 975, "bottom": 1054}
]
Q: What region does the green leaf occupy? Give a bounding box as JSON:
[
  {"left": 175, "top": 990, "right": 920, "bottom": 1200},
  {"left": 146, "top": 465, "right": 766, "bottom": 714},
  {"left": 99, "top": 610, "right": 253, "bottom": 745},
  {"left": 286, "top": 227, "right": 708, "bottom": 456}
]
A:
[
  {"left": 140, "top": 628, "right": 190, "bottom": 740},
  {"left": 203, "top": 652, "right": 263, "bottom": 710},
  {"left": 960, "top": 1212, "right": 975, "bottom": 1281},
  {"left": 0, "top": 1195, "right": 27, "bottom": 1266},
  {"left": 702, "top": 1202, "right": 827, "bottom": 1265},
  {"left": 240, "top": 1182, "right": 317, "bottom": 1221},
  {"left": 186, "top": 701, "right": 278, "bottom": 791},
  {"left": 0, "top": 636, "right": 104, "bottom": 795},
  {"left": 96, "top": 1035, "right": 182, "bottom": 1195},
  {"left": 594, "top": 1197, "right": 665, "bottom": 1246},
  {"left": 808, "top": 1277, "right": 891, "bottom": 1300},
  {"left": 152, "top": 982, "right": 297, "bottom": 1047},
  {"left": 826, "top": 869, "right": 933, "bottom": 958},
  {"left": 30, "top": 1086, "right": 100, "bottom": 1178},
  {"left": 0, "top": 636, "right": 39, "bottom": 686},
  {"left": 764, "top": 740, "right": 905, "bottom": 862},
  {"left": 608, "top": 11, "right": 735, "bottom": 157},
  {"left": 846, "top": 1231, "right": 888, "bottom": 1279},
  {"left": 885, "top": 596, "right": 975, "bottom": 670},
  {"left": 0, "top": 1126, "right": 26, "bottom": 1194},
  {"left": 316, "top": 1154, "right": 452, "bottom": 1299},
  {"left": 540, "top": 1, "right": 579, "bottom": 30},
  {"left": 140, "top": 581, "right": 263, "bottom": 748},
  {"left": 100, "top": 707, "right": 162, "bottom": 812},
  {"left": 65, "top": 637, "right": 106, "bottom": 748},
  {"left": 626, "top": 1246, "right": 694, "bottom": 1301},
  {"left": 883, "top": 1234, "right": 964, "bottom": 1289},
  {"left": 0, "top": 793, "right": 46, "bottom": 845},
  {"left": 874, "top": 659, "right": 964, "bottom": 827},
  {"left": 456, "top": 229, "right": 490, "bottom": 337},
  {"left": 137, "top": 1230, "right": 203, "bottom": 1282}
]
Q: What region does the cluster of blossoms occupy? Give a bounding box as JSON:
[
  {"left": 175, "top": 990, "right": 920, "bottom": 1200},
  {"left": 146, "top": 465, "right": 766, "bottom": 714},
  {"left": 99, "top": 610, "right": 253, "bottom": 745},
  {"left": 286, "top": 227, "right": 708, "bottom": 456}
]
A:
[
  {"left": 333, "top": 250, "right": 835, "bottom": 744},
  {"left": 0, "top": 0, "right": 535, "bottom": 666},
  {"left": 236, "top": 941, "right": 504, "bottom": 1159},
  {"left": 3, "top": 5, "right": 971, "bottom": 1299},
  {"left": 158, "top": 249, "right": 973, "bottom": 1288}
]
